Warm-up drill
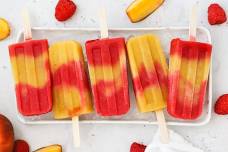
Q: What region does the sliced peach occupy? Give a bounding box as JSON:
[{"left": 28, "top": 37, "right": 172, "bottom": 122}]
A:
[
  {"left": 34, "top": 145, "right": 62, "bottom": 152},
  {"left": 0, "top": 18, "right": 10, "bottom": 40},
  {"left": 126, "top": 0, "right": 164, "bottom": 23}
]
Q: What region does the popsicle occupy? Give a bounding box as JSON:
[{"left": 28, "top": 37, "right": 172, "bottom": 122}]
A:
[
  {"left": 85, "top": 9, "right": 130, "bottom": 116},
  {"left": 49, "top": 40, "right": 93, "bottom": 147},
  {"left": 168, "top": 39, "right": 212, "bottom": 120},
  {"left": 49, "top": 40, "right": 93, "bottom": 119},
  {"left": 127, "top": 34, "right": 168, "bottom": 112},
  {"left": 8, "top": 11, "right": 52, "bottom": 116},
  {"left": 86, "top": 37, "right": 129, "bottom": 116},
  {"left": 126, "top": 0, "right": 164, "bottom": 23},
  {"left": 168, "top": 5, "right": 212, "bottom": 120},
  {"left": 127, "top": 34, "right": 169, "bottom": 143}
]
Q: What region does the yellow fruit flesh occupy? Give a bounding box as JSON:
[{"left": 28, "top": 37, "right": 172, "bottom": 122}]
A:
[
  {"left": 34, "top": 145, "right": 62, "bottom": 152},
  {"left": 0, "top": 18, "right": 10, "bottom": 40},
  {"left": 126, "top": 0, "right": 164, "bottom": 23}
]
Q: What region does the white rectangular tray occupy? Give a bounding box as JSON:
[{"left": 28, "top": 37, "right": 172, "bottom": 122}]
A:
[{"left": 15, "top": 26, "right": 212, "bottom": 126}]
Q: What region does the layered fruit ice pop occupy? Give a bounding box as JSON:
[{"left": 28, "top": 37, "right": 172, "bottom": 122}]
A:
[
  {"left": 126, "top": 0, "right": 164, "bottom": 23},
  {"left": 9, "top": 39, "right": 52, "bottom": 116},
  {"left": 85, "top": 37, "right": 130, "bottom": 116},
  {"left": 168, "top": 38, "right": 212, "bottom": 120},
  {"left": 9, "top": 10, "right": 52, "bottom": 116},
  {"left": 127, "top": 34, "right": 168, "bottom": 112},
  {"left": 49, "top": 40, "right": 93, "bottom": 119}
]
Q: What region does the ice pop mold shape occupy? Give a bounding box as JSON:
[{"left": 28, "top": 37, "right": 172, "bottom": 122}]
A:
[
  {"left": 9, "top": 39, "right": 52, "bottom": 116},
  {"left": 49, "top": 40, "right": 93, "bottom": 119},
  {"left": 86, "top": 37, "right": 130, "bottom": 116},
  {"left": 168, "top": 38, "right": 212, "bottom": 120}
]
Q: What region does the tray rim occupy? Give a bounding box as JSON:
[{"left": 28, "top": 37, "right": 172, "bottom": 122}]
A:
[{"left": 15, "top": 26, "right": 212, "bottom": 126}]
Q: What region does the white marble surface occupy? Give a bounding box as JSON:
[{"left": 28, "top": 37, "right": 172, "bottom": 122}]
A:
[{"left": 0, "top": 0, "right": 228, "bottom": 151}]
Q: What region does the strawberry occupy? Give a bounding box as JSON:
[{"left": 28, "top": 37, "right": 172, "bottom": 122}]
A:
[
  {"left": 13, "top": 140, "right": 29, "bottom": 152},
  {"left": 130, "top": 142, "right": 146, "bottom": 152},
  {"left": 214, "top": 94, "right": 228, "bottom": 115},
  {"left": 208, "top": 3, "right": 227, "bottom": 25},
  {"left": 55, "top": 0, "right": 77, "bottom": 22}
]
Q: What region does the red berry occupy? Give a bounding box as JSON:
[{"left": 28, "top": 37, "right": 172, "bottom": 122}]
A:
[
  {"left": 130, "top": 142, "right": 146, "bottom": 152},
  {"left": 214, "top": 94, "right": 228, "bottom": 115},
  {"left": 13, "top": 140, "right": 29, "bottom": 152},
  {"left": 208, "top": 3, "right": 227, "bottom": 25},
  {"left": 55, "top": 0, "right": 77, "bottom": 22}
]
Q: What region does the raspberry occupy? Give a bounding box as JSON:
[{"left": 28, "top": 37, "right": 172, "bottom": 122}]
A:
[
  {"left": 13, "top": 140, "right": 29, "bottom": 152},
  {"left": 55, "top": 0, "right": 77, "bottom": 22},
  {"left": 208, "top": 3, "right": 227, "bottom": 25},
  {"left": 214, "top": 94, "right": 228, "bottom": 115},
  {"left": 130, "top": 142, "right": 146, "bottom": 152}
]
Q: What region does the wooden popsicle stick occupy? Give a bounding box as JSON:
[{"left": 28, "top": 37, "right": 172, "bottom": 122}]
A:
[
  {"left": 72, "top": 116, "right": 80, "bottom": 147},
  {"left": 155, "top": 110, "right": 169, "bottom": 143},
  {"left": 21, "top": 9, "right": 32, "bottom": 40},
  {"left": 99, "top": 8, "right": 109, "bottom": 39},
  {"left": 189, "top": 4, "right": 197, "bottom": 41}
]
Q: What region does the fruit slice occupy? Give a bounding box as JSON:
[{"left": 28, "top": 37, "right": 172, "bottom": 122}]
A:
[
  {"left": 0, "top": 18, "right": 10, "bottom": 40},
  {"left": 130, "top": 142, "right": 146, "bottom": 152},
  {"left": 126, "top": 0, "right": 164, "bottom": 23},
  {"left": 34, "top": 145, "right": 62, "bottom": 152}
]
